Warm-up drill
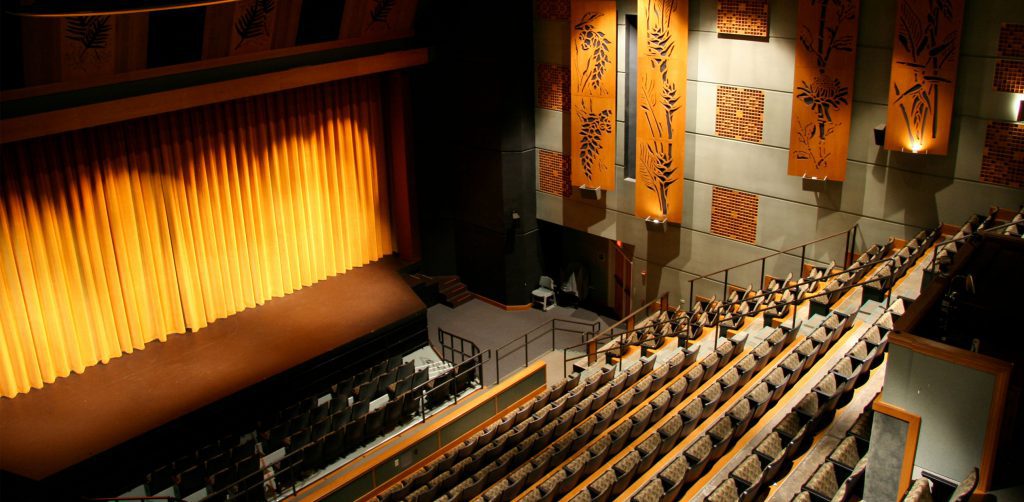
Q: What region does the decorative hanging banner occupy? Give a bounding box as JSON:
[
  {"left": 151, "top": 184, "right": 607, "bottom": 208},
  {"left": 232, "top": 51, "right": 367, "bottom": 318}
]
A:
[
  {"left": 787, "top": 0, "right": 860, "bottom": 181},
  {"left": 60, "top": 15, "right": 117, "bottom": 80},
  {"left": 636, "top": 0, "right": 687, "bottom": 223},
  {"left": 229, "top": 0, "right": 279, "bottom": 55},
  {"left": 570, "top": 0, "right": 617, "bottom": 191},
  {"left": 883, "top": 0, "right": 964, "bottom": 155}
]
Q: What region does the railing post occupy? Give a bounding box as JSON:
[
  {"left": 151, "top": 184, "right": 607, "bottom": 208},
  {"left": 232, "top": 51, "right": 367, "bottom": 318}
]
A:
[
  {"left": 760, "top": 258, "right": 766, "bottom": 290},
  {"left": 800, "top": 245, "right": 806, "bottom": 278},
  {"left": 723, "top": 269, "right": 729, "bottom": 303},
  {"left": 843, "top": 228, "right": 851, "bottom": 268},
  {"left": 524, "top": 334, "right": 528, "bottom": 369},
  {"left": 688, "top": 279, "right": 694, "bottom": 310}
]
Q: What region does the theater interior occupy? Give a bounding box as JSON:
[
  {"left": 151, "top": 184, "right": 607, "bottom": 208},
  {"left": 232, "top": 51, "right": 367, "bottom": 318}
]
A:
[{"left": 0, "top": 0, "right": 1023, "bottom": 501}]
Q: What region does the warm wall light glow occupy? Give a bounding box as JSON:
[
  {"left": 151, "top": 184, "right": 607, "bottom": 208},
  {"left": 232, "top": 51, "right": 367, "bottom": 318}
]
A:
[{"left": 910, "top": 139, "right": 924, "bottom": 153}]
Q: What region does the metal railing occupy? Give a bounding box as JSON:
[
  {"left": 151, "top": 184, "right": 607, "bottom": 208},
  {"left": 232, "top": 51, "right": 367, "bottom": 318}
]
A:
[
  {"left": 437, "top": 327, "right": 481, "bottom": 365},
  {"left": 194, "top": 347, "right": 491, "bottom": 502},
  {"left": 687, "top": 225, "right": 859, "bottom": 308},
  {"left": 559, "top": 249, "right": 903, "bottom": 374},
  {"left": 493, "top": 318, "right": 601, "bottom": 384},
  {"left": 924, "top": 219, "right": 1021, "bottom": 279}
]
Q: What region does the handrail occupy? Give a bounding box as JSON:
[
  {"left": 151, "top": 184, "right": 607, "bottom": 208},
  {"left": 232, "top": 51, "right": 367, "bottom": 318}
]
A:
[
  {"left": 197, "top": 345, "right": 492, "bottom": 502},
  {"left": 437, "top": 327, "right": 480, "bottom": 365},
  {"left": 687, "top": 225, "right": 859, "bottom": 308},
  {"left": 590, "top": 292, "right": 670, "bottom": 341},
  {"left": 561, "top": 251, "right": 901, "bottom": 371},
  {"left": 493, "top": 318, "right": 599, "bottom": 383},
  {"left": 925, "top": 219, "right": 1021, "bottom": 276},
  {"left": 86, "top": 498, "right": 185, "bottom": 502}
]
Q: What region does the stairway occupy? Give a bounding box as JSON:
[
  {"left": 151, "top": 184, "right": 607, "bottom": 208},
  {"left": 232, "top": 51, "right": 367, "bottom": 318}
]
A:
[
  {"left": 438, "top": 276, "right": 473, "bottom": 308},
  {"left": 406, "top": 273, "right": 473, "bottom": 308}
]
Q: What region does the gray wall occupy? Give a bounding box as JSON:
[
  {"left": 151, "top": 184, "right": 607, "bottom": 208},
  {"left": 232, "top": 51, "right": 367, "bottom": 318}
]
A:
[
  {"left": 884, "top": 344, "right": 996, "bottom": 483},
  {"left": 534, "top": 0, "right": 1024, "bottom": 309},
  {"left": 865, "top": 411, "right": 911, "bottom": 501}
]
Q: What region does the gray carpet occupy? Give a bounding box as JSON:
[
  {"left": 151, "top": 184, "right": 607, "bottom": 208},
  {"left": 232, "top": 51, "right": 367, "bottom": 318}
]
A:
[{"left": 427, "top": 299, "right": 615, "bottom": 384}]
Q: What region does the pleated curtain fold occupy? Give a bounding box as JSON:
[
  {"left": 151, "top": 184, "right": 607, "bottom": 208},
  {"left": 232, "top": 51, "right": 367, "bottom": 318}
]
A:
[{"left": 0, "top": 76, "right": 393, "bottom": 398}]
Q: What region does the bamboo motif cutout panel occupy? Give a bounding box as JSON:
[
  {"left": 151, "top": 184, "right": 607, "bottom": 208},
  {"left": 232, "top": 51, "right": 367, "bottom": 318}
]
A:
[
  {"left": 883, "top": 0, "right": 964, "bottom": 155},
  {"left": 636, "top": 0, "right": 687, "bottom": 223},
  {"left": 787, "top": 0, "right": 860, "bottom": 181},
  {"left": 570, "top": 0, "right": 617, "bottom": 191}
]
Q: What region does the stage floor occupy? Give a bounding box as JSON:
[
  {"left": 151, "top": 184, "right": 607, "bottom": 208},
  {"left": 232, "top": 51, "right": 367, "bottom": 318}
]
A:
[{"left": 0, "top": 256, "right": 424, "bottom": 481}]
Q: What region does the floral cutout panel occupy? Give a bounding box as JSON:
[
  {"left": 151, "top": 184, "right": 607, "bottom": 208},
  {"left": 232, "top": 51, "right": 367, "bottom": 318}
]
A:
[{"left": 787, "top": 0, "right": 860, "bottom": 181}]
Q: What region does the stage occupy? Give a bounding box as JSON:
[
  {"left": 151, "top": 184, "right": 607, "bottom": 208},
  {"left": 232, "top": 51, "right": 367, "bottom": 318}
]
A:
[{"left": 0, "top": 256, "right": 425, "bottom": 482}]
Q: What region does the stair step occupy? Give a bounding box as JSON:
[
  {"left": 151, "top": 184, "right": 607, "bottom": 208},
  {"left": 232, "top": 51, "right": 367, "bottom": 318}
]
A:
[
  {"left": 440, "top": 283, "right": 467, "bottom": 296},
  {"left": 446, "top": 291, "right": 473, "bottom": 307}
]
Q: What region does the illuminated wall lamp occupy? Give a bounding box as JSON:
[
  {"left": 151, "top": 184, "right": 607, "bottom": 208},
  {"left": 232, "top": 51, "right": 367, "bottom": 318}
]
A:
[
  {"left": 645, "top": 215, "right": 667, "bottom": 232},
  {"left": 578, "top": 184, "right": 602, "bottom": 200}
]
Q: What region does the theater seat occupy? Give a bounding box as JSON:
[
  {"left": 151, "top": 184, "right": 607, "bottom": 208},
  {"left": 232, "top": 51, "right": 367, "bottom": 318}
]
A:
[
  {"left": 683, "top": 435, "right": 713, "bottom": 483},
  {"left": 729, "top": 454, "right": 764, "bottom": 502},
  {"left": 658, "top": 454, "right": 689, "bottom": 501},
  {"left": 706, "top": 478, "right": 740, "bottom": 502},
  {"left": 754, "top": 432, "right": 786, "bottom": 482}
]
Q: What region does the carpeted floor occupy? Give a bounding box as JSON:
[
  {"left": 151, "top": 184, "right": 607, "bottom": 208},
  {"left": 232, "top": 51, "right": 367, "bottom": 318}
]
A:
[{"left": 427, "top": 300, "right": 616, "bottom": 384}]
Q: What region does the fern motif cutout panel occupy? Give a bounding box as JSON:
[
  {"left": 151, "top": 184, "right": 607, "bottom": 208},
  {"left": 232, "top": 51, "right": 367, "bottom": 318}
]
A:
[
  {"left": 883, "top": 0, "right": 964, "bottom": 155},
  {"left": 341, "top": 0, "right": 419, "bottom": 40},
  {"left": 787, "top": 0, "right": 860, "bottom": 181},
  {"left": 230, "top": 0, "right": 278, "bottom": 55},
  {"left": 570, "top": 0, "right": 617, "bottom": 191},
  {"left": 635, "top": 0, "right": 688, "bottom": 223},
  {"left": 60, "top": 16, "right": 117, "bottom": 80}
]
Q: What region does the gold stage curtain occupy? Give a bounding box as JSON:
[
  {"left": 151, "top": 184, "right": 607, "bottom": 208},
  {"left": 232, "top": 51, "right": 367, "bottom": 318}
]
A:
[{"left": 0, "top": 77, "right": 393, "bottom": 398}]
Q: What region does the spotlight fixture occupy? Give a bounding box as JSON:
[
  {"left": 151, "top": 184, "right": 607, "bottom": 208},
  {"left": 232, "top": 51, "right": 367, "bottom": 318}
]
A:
[
  {"left": 873, "top": 124, "right": 886, "bottom": 146},
  {"left": 644, "top": 215, "right": 667, "bottom": 232},
  {"left": 578, "top": 184, "right": 602, "bottom": 200}
]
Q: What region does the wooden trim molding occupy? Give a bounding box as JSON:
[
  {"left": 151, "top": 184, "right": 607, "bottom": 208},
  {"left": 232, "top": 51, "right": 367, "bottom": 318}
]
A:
[
  {"left": 0, "top": 48, "right": 429, "bottom": 144},
  {"left": 888, "top": 332, "right": 1012, "bottom": 493},
  {"left": 873, "top": 397, "right": 922, "bottom": 498},
  {"left": 298, "top": 360, "right": 547, "bottom": 501},
  {"left": 889, "top": 332, "right": 1013, "bottom": 375},
  {"left": 473, "top": 294, "right": 533, "bottom": 311},
  {"left": 1, "top": 30, "right": 414, "bottom": 102}
]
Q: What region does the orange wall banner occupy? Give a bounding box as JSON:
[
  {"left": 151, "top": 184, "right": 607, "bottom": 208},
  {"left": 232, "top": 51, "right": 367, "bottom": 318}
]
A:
[
  {"left": 0, "top": 78, "right": 393, "bottom": 398},
  {"left": 883, "top": 0, "right": 964, "bottom": 155},
  {"left": 570, "top": 0, "right": 617, "bottom": 191},
  {"left": 636, "top": 0, "right": 687, "bottom": 223},
  {"left": 787, "top": 0, "right": 860, "bottom": 181}
]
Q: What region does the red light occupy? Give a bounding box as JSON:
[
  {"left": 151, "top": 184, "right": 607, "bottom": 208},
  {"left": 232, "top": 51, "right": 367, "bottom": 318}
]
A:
[{"left": 616, "top": 240, "right": 623, "bottom": 248}]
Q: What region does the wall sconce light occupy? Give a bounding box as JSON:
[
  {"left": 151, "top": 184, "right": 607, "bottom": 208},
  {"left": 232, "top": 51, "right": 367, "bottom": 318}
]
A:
[
  {"left": 873, "top": 124, "right": 886, "bottom": 146},
  {"left": 645, "top": 216, "right": 667, "bottom": 232},
  {"left": 578, "top": 184, "right": 602, "bottom": 200},
  {"left": 910, "top": 140, "right": 924, "bottom": 154}
]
